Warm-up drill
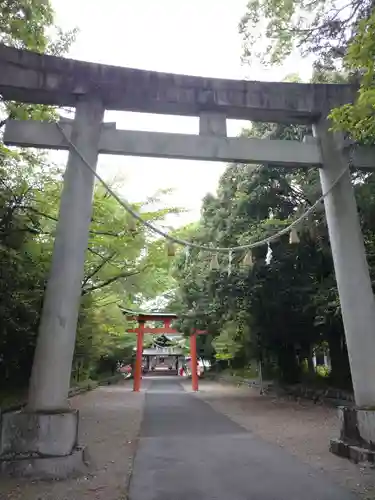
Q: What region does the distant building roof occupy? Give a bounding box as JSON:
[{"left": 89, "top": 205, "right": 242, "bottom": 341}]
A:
[{"left": 119, "top": 306, "right": 177, "bottom": 321}]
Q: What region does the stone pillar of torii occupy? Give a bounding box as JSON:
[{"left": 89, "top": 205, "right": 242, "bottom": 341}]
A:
[{"left": 1, "top": 43, "right": 375, "bottom": 475}]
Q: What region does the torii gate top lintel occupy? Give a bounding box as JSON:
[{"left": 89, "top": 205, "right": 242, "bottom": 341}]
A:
[{"left": 0, "top": 44, "right": 356, "bottom": 124}]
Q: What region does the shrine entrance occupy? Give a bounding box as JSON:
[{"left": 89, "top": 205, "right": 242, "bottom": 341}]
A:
[
  {"left": 121, "top": 309, "right": 206, "bottom": 392},
  {"left": 142, "top": 333, "right": 182, "bottom": 375},
  {"left": 2, "top": 42, "right": 375, "bottom": 475}
]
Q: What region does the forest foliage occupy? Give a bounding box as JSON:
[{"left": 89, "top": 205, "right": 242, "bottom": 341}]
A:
[
  {"left": 0, "top": 1, "right": 178, "bottom": 392},
  {"left": 170, "top": 0, "right": 375, "bottom": 387}
]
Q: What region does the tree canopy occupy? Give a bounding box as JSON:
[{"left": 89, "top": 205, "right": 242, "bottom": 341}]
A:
[
  {"left": 171, "top": 123, "right": 357, "bottom": 387},
  {"left": 239, "top": 0, "right": 375, "bottom": 143},
  {"left": 239, "top": 0, "right": 373, "bottom": 71}
]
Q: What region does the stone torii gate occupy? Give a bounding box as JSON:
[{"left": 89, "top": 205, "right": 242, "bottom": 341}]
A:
[{"left": 1, "top": 43, "right": 375, "bottom": 474}]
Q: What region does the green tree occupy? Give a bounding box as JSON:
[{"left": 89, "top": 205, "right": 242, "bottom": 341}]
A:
[
  {"left": 239, "top": 0, "right": 375, "bottom": 144},
  {"left": 236, "top": 0, "right": 375, "bottom": 388},
  {"left": 0, "top": 0, "right": 76, "bottom": 395},
  {"left": 0, "top": 0, "right": 180, "bottom": 397},
  {"left": 330, "top": 11, "right": 375, "bottom": 143},
  {"left": 171, "top": 122, "right": 354, "bottom": 387},
  {"left": 239, "top": 0, "right": 372, "bottom": 71}
]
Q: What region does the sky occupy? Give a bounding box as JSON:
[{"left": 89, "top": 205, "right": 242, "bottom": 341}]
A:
[{"left": 52, "top": 0, "right": 313, "bottom": 226}]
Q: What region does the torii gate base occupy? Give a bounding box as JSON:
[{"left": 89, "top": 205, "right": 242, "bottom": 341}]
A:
[{"left": 0, "top": 409, "right": 86, "bottom": 478}]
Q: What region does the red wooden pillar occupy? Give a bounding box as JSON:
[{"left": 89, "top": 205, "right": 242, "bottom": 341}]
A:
[
  {"left": 190, "top": 333, "right": 198, "bottom": 391},
  {"left": 133, "top": 321, "right": 145, "bottom": 392}
]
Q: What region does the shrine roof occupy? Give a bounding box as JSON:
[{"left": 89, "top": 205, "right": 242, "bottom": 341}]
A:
[{"left": 119, "top": 307, "right": 177, "bottom": 321}]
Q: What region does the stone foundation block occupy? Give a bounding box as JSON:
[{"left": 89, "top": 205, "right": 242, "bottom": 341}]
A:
[
  {"left": 330, "top": 406, "right": 375, "bottom": 463},
  {"left": 330, "top": 438, "right": 375, "bottom": 464},
  {"left": 0, "top": 409, "right": 79, "bottom": 458},
  {"left": 0, "top": 409, "right": 89, "bottom": 479},
  {"left": 1, "top": 446, "right": 88, "bottom": 479},
  {"left": 338, "top": 406, "right": 375, "bottom": 448}
]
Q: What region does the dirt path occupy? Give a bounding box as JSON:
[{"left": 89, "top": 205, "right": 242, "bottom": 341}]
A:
[
  {"left": 0, "top": 381, "right": 148, "bottom": 500},
  {"left": 185, "top": 380, "right": 375, "bottom": 499}
]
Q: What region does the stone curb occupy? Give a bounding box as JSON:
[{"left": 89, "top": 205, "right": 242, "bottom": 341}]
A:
[
  {"left": 330, "top": 438, "right": 375, "bottom": 464},
  {"left": 209, "top": 374, "right": 272, "bottom": 390},
  {"left": 210, "top": 374, "right": 353, "bottom": 407},
  {"left": 0, "top": 374, "right": 124, "bottom": 414}
]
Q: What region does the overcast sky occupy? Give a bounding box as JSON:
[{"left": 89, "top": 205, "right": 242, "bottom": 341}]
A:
[{"left": 52, "top": 0, "right": 313, "bottom": 226}]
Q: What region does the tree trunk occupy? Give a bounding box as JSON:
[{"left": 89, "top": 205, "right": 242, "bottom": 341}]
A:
[
  {"left": 307, "top": 349, "right": 315, "bottom": 378},
  {"left": 277, "top": 344, "right": 300, "bottom": 384},
  {"left": 327, "top": 330, "right": 352, "bottom": 390}
]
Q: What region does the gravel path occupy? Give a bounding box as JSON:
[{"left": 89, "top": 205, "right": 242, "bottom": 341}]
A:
[
  {"left": 0, "top": 380, "right": 148, "bottom": 500},
  {"left": 185, "top": 380, "right": 375, "bottom": 499}
]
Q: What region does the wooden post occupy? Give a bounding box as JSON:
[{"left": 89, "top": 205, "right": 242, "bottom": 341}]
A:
[
  {"left": 190, "top": 333, "right": 198, "bottom": 391},
  {"left": 133, "top": 321, "right": 145, "bottom": 392}
]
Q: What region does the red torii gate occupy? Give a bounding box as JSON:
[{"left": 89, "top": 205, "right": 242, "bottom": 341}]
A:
[{"left": 122, "top": 309, "right": 206, "bottom": 392}]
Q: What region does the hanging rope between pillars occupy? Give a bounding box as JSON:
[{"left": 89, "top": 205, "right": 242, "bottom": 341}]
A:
[{"left": 56, "top": 122, "right": 351, "bottom": 255}]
